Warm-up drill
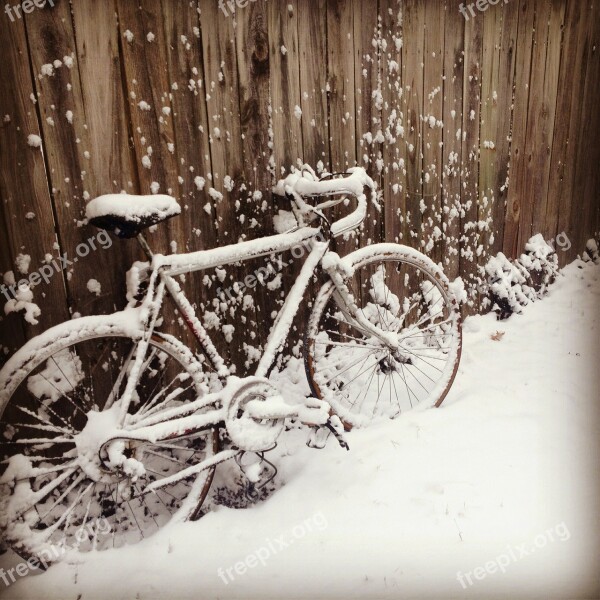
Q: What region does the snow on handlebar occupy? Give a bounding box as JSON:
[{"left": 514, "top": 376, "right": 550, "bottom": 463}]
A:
[{"left": 273, "top": 166, "right": 380, "bottom": 237}]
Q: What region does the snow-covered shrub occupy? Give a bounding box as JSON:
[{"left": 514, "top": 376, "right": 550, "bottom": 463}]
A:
[
  {"left": 484, "top": 252, "right": 531, "bottom": 319},
  {"left": 519, "top": 234, "right": 559, "bottom": 296},
  {"left": 483, "top": 235, "right": 559, "bottom": 320},
  {"left": 582, "top": 238, "right": 599, "bottom": 264}
]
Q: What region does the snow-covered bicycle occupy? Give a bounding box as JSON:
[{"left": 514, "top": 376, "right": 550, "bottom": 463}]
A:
[{"left": 0, "top": 166, "right": 461, "bottom": 563}]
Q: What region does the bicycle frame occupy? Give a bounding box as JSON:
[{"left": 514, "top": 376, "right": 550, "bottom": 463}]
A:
[
  {"left": 141, "top": 224, "right": 329, "bottom": 379},
  {"left": 102, "top": 183, "right": 399, "bottom": 488},
  {"left": 135, "top": 221, "right": 399, "bottom": 389}
]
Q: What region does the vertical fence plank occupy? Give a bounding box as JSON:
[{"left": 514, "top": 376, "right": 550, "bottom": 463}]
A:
[
  {"left": 0, "top": 12, "right": 70, "bottom": 336},
  {"left": 529, "top": 0, "right": 565, "bottom": 243},
  {"left": 236, "top": 0, "right": 276, "bottom": 364},
  {"left": 569, "top": 0, "right": 600, "bottom": 263},
  {"left": 25, "top": 0, "right": 136, "bottom": 320},
  {"left": 353, "top": 0, "right": 382, "bottom": 245},
  {"left": 460, "top": 10, "right": 483, "bottom": 311},
  {"left": 478, "top": 3, "right": 502, "bottom": 271},
  {"left": 297, "top": 0, "right": 329, "bottom": 169},
  {"left": 327, "top": 0, "right": 356, "bottom": 173},
  {"left": 441, "top": 1, "right": 465, "bottom": 282},
  {"left": 401, "top": 0, "right": 425, "bottom": 248},
  {"left": 504, "top": 0, "right": 535, "bottom": 259},
  {"left": 161, "top": 0, "right": 218, "bottom": 253},
  {"left": 70, "top": 0, "right": 136, "bottom": 199},
  {"left": 116, "top": 0, "right": 180, "bottom": 204},
  {"left": 546, "top": 0, "right": 582, "bottom": 259},
  {"left": 269, "top": 0, "right": 303, "bottom": 175},
  {"left": 153, "top": 0, "right": 223, "bottom": 354},
  {"left": 517, "top": 0, "right": 563, "bottom": 249},
  {"left": 199, "top": 1, "right": 243, "bottom": 246},
  {"left": 422, "top": 0, "right": 445, "bottom": 266},
  {"left": 555, "top": 0, "right": 591, "bottom": 263},
  {"left": 326, "top": 0, "right": 357, "bottom": 258},
  {"left": 0, "top": 191, "right": 27, "bottom": 365},
  {"left": 488, "top": 0, "right": 519, "bottom": 259},
  {"left": 381, "top": 0, "right": 405, "bottom": 244}
]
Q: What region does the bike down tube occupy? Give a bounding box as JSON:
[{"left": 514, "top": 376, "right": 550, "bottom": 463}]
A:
[{"left": 255, "top": 239, "right": 329, "bottom": 378}]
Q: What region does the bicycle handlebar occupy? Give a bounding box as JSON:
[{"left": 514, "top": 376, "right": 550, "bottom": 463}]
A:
[{"left": 273, "top": 166, "right": 379, "bottom": 237}]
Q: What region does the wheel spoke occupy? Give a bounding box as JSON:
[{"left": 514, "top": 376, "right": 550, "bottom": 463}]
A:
[
  {"left": 307, "top": 255, "right": 461, "bottom": 422},
  {"left": 1, "top": 333, "right": 217, "bottom": 561}
]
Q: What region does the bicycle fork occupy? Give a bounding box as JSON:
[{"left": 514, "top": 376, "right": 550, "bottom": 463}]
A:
[{"left": 323, "top": 253, "right": 404, "bottom": 354}]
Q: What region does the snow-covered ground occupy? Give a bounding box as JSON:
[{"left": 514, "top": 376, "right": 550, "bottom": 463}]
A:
[{"left": 1, "top": 259, "right": 599, "bottom": 599}]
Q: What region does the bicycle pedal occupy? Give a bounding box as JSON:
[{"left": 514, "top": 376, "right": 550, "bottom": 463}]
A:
[
  {"left": 307, "top": 425, "right": 331, "bottom": 450},
  {"left": 235, "top": 451, "right": 278, "bottom": 495}
]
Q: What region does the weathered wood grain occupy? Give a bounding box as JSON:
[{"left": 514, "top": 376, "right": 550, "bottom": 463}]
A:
[
  {"left": 422, "top": 0, "right": 445, "bottom": 265},
  {"left": 1, "top": 0, "right": 599, "bottom": 365},
  {"left": 460, "top": 9, "right": 483, "bottom": 312},
  {"left": 441, "top": 0, "right": 465, "bottom": 282},
  {"left": 504, "top": 0, "right": 535, "bottom": 259},
  {"left": 0, "top": 11, "right": 70, "bottom": 337}
]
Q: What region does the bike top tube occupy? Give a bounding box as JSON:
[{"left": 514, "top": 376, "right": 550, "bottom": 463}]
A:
[{"left": 152, "top": 225, "right": 324, "bottom": 278}]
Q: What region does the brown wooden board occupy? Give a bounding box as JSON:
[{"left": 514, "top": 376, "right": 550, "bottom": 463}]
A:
[
  {"left": 353, "top": 0, "right": 382, "bottom": 247},
  {"left": 557, "top": 0, "right": 594, "bottom": 263},
  {"left": 0, "top": 11, "right": 70, "bottom": 338},
  {"left": 422, "top": 0, "right": 445, "bottom": 266},
  {"left": 460, "top": 9, "right": 483, "bottom": 313},
  {"left": 26, "top": 0, "right": 137, "bottom": 320},
  {"left": 441, "top": 0, "right": 465, "bottom": 282},
  {"left": 569, "top": 0, "right": 600, "bottom": 262},
  {"left": 503, "top": 0, "right": 535, "bottom": 259},
  {"left": 401, "top": 0, "right": 425, "bottom": 251},
  {"left": 297, "top": 0, "right": 329, "bottom": 169},
  {"left": 236, "top": 0, "right": 277, "bottom": 366},
  {"left": 380, "top": 0, "right": 405, "bottom": 246}
]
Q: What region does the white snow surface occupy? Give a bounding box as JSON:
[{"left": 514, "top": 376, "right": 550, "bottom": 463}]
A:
[
  {"left": 85, "top": 194, "right": 181, "bottom": 223},
  {"left": 1, "top": 260, "right": 599, "bottom": 599}
]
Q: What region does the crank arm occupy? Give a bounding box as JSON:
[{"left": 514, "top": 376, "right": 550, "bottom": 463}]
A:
[{"left": 245, "top": 395, "right": 331, "bottom": 426}]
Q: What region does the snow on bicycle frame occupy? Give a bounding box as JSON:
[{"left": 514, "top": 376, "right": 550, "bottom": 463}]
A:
[
  {"left": 0, "top": 165, "right": 462, "bottom": 560},
  {"left": 80, "top": 167, "right": 385, "bottom": 489}
]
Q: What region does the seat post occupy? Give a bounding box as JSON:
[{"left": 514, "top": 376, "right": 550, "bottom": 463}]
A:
[{"left": 136, "top": 233, "right": 154, "bottom": 260}]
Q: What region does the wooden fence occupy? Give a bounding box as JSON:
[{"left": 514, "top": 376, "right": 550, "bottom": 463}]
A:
[{"left": 0, "top": 0, "right": 599, "bottom": 369}]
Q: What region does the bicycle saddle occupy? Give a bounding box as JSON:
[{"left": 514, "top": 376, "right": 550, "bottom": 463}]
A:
[{"left": 86, "top": 193, "right": 181, "bottom": 238}]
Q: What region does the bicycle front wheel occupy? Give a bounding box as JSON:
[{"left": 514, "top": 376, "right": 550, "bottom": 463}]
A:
[
  {"left": 0, "top": 317, "right": 218, "bottom": 563},
  {"left": 305, "top": 244, "right": 462, "bottom": 427}
]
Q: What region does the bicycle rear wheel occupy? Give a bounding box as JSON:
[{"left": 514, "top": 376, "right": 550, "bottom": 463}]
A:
[
  {"left": 0, "top": 318, "right": 218, "bottom": 563},
  {"left": 305, "top": 244, "right": 462, "bottom": 427}
]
